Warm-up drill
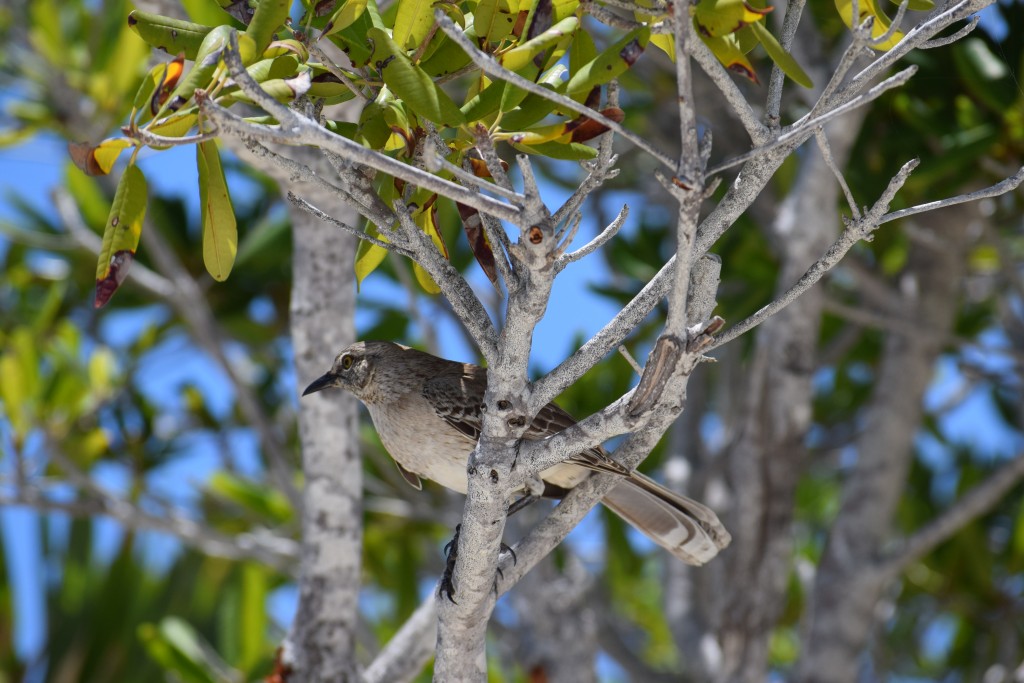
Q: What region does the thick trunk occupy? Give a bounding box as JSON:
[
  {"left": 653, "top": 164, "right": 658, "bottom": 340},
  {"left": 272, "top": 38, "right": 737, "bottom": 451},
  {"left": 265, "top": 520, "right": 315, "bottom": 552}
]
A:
[
  {"left": 287, "top": 161, "right": 362, "bottom": 682},
  {"left": 717, "top": 118, "right": 862, "bottom": 683},
  {"left": 795, "top": 206, "right": 974, "bottom": 683}
]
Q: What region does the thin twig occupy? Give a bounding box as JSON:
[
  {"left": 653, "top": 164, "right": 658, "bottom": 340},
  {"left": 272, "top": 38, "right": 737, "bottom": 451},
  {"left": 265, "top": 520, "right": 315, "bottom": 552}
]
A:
[
  {"left": 920, "top": 15, "right": 979, "bottom": 49},
  {"left": 557, "top": 204, "right": 629, "bottom": 269},
  {"left": 707, "top": 66, "right": 917, "bottom": 176},
  {"left": 765, "top": 0, "right": 808, "bottom": 122},
  {"left": 879, "top": 167, "right": 1024, "bottom": 224},
  {"left": 617, "top": 344, "right": 643, "bottom": 376},
  {"left": 870, "top": 0, "right": 910, "bottom": 49},
  {"left": 709, "top": 158, "right": 922, "bottom": 351},
  {"left": 206, "top": 30, "right": 526, "bottom": 225},
  {"left": 129, "top": 127, "right": 216, "bottom": 147},
  {"left": 815, "top": 128, "right": 860, "bottom": 219},
  {"left": 286, "top": 192, "right": 413, "bottom": 255},
  {"left": 3, "top": 486, "right": 298, "bottom": 571},
  {"left": 306, "top": 40, "right": 371, "bottom": 102},
  {"left": 689, "top": 23, "right": 768, "bottom": 144}
]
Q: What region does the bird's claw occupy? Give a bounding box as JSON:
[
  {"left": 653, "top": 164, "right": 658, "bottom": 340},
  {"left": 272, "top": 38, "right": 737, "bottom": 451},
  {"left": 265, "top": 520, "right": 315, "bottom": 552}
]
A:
[{"left": 440, "top": 524, "right": 460, "bottom": 604}]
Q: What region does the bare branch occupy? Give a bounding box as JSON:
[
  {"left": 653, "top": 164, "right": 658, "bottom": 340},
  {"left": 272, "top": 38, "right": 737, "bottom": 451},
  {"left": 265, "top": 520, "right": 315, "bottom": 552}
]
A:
[
  {"left": 879, "top": 166, "right": 1024, "bottom": 224},
  {"left": 689, "top": 21, "right": 769, "bottom": 144},
  {"left": 1, "top": 487, "right": 298, "bottom": 571},
  {"left": 286, "top": 192, "right": 412, "bottom": 256},
  {"left": 707, "top": 66, "right": 917, "bottom": 177},
  {"left": 765, "top": 0, "right": 808, "bottom": 122},
  {"left": 920, "top": 14, "right": 980, "bottom": 49},
  {"left": 815, "top": 128, "right": 860, "bottom": 219},
  {"left": 709, "top": 158, "right": 920, "bottom": 351},
  {"left": 202, "top": 31, "right": 527, "bottom": 225},
  {"left": 557, "top": 203, "right": 629, "bottom": 269},
  {"left": 893, "top": 465, "right": 1024, "bottom": 563}
]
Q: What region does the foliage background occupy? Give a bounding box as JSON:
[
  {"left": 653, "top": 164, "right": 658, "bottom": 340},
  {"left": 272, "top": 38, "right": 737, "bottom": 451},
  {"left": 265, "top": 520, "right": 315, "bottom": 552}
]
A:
[{"left": 1, "top": 0, "right": 1023, "bottom": 680}]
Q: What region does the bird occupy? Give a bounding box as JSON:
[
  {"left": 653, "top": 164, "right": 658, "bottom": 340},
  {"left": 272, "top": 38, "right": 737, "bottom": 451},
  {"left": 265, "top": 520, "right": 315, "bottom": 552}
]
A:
[{"left": 302, "top": 340, "right": 731, "bottom": 566}]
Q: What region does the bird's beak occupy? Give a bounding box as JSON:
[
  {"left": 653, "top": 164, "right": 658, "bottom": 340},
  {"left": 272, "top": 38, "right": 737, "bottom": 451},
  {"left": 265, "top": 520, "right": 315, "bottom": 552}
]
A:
[{"left": 302, "top": 372, "right": 336, "bottom": 396}]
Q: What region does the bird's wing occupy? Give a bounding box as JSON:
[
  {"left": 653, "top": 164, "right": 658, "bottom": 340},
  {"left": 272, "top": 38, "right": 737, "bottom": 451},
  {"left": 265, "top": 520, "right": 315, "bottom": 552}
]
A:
[
  {"left": 421, "top": 365, "right": 486, "bottom": 442},
  {"left": 528, "top": 402, "right": 630, "bottom": 477},
  {"left": 422, "top": 366, "right": 628, "bottom": 477}
]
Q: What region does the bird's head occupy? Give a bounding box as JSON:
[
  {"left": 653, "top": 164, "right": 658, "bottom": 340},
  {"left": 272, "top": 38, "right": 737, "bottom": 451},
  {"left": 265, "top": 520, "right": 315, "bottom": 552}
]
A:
[{"left": 302, "top": 340, "right": 408, "bottom": 404}]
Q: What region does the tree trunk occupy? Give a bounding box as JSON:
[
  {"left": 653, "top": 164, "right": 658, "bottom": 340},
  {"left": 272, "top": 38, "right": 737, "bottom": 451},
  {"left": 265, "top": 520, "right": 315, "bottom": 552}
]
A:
[{"left": 795, "top": 204, "right": 975, "bottom": 683}]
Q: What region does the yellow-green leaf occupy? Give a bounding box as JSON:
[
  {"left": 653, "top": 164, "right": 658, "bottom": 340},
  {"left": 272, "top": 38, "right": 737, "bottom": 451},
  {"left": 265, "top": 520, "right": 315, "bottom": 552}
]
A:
[
  {"left": 474, "top": 0, "right": 517, "bottom": 44},
  {"left": 413, "top": 262, "right": 441, "bottom": 293},
  {"left": 246, "top": 0, "right": 292, "bottom": 55},
  {"left": 323, "top": 0, "right": 370, "bottom": 35},
  {"left": 501, "top": 15, "right": 578, "bottom": 72},
  {"left": 196, "top": 140, "right": 238, "bottom": 281},
  {"left": 834, "top": 0, "right": 904, "bottom": 50},
  {"left": 393, "top": 0, "right": 435, "bottom": 49},
  {"left": 510, "top": 139, "right": 598, "bottom": 160},
  {"left": 692, "top": 0, "right": 771, "bottom": 37},
  {"left": 95, "top": 164, "right": 148, "bottom": 308},
  {"left": 68, "top": 138, "right": 133, "bottom": 176},
  {"left": 355, "top": 225, "right": 389, "bottom": 289},
  {"left": 88, "top": 347, "right": 119, "bottom": 398},
  {"left": 700, "top": 30, "right": 758, "bottom": 82}
]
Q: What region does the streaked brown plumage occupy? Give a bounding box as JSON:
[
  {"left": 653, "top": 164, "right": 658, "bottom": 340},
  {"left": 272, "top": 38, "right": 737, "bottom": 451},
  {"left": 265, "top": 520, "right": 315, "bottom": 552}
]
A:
[{"left": 303, "top": 341, "right": 730, "bottom": 565}]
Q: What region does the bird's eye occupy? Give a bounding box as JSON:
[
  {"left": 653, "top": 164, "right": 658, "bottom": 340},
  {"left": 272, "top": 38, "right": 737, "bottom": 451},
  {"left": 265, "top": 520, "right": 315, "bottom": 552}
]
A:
[{"left": 340, "top": 354, "right": 354, "bottom": 370}]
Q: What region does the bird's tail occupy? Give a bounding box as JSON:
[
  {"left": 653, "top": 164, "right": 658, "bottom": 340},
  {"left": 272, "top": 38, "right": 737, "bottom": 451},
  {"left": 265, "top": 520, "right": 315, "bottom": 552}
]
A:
[{"left": 600, "top": 472, "right": 730, "bottom": 565}]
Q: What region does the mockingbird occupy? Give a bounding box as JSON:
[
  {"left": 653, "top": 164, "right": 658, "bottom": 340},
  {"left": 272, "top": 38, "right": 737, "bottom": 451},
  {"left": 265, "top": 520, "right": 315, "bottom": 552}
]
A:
[{"left": 303, "top": 340, "right": 730, "bottom": 565}]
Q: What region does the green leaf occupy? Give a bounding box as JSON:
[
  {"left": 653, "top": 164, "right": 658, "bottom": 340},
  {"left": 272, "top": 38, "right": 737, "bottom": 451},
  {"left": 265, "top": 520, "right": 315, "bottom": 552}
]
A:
[
  {"left": 746, "top": 20, "right": 812, "bottom": 87},
  {"left": 368, "top": 27, "right": 466, "bottom": 127},
  {"left": 95, "top": 164, "right": 148, "bottom": 308},
  {"left": 700, "top": 30, "right": 758, "bottom": 82},
  {"left": 157, "top": 25, "right": 233, "bottom": 119},
  {"left": 65, "top": 164, "right": 111, "bottom": 230},
  {"left": 324, "top": 0, "right": 382, "bottom": 65},
  {"left": 511, "top": 139, "right": 598, "bottom": 159},
  {"left": 138, "top": 618, "right": 223, "bottom": 683},
  {"left": 245, "top": 0, "right": 292, "bottom": 55},
  {"left": 564, "top": 27, "right": 650, "bottom": 96},
  {"left": 420, "top": 24, "right": 477, "bottom": 76},
  {"left": 501, "top": 16, "right": 578, "bottom": 72},
  {"left": 207, "top": 472, "right": 293, "bottom": 524},
  {"left": 196, "top": 140, "right": 238, "bottom": 281},
  {"left": 237, "top": 564, "right": 268, "bottom": 672},
  {"left": 127, "top": 10, "right": 214, "bottom": 60},
  {"left": 67, "top": 138, "right": 133, "bottom": 177},
  {"left": 87, "top": 347, "right": 118, "bottom": 399}
]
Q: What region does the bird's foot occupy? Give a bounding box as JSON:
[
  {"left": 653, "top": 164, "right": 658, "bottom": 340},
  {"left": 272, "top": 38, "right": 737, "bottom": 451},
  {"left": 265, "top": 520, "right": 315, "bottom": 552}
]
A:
[{"left": 440, "top": 524, "right": 461, "bottom": 604}]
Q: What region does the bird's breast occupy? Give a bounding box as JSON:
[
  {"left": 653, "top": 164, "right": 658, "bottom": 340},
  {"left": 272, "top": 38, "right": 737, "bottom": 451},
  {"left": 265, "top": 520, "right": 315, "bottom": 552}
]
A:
[{"left": 367, "top": 396, "right": 475, "bottom": 494}]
